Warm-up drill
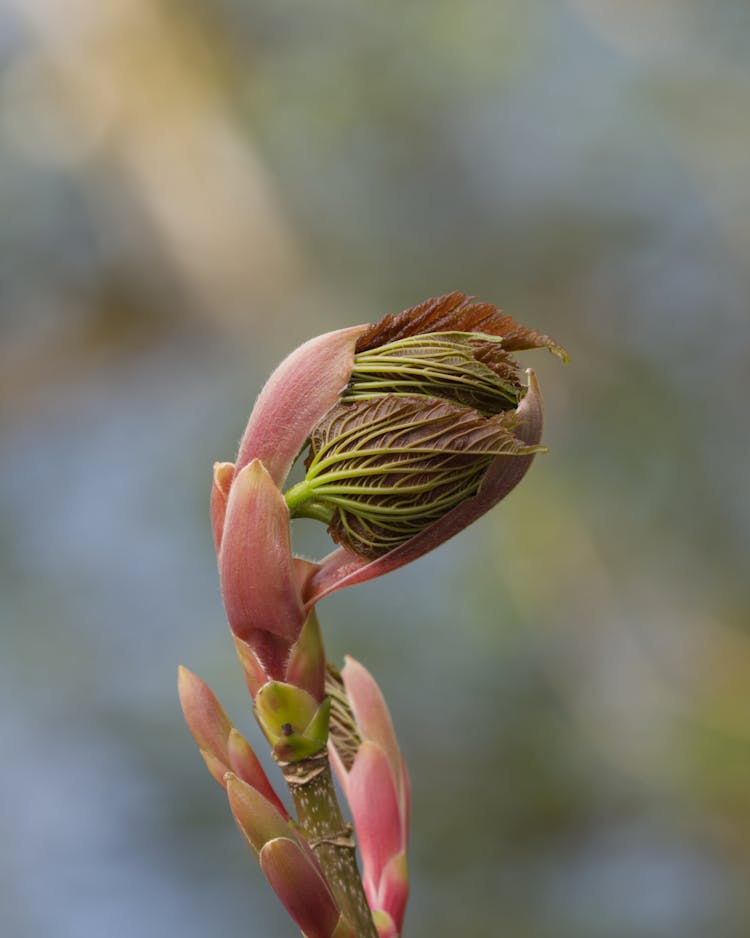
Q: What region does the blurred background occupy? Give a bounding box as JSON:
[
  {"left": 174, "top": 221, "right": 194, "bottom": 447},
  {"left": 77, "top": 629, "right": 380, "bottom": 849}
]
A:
[{"left": 1, "top": 1, "right": 749, "bottom": 936}]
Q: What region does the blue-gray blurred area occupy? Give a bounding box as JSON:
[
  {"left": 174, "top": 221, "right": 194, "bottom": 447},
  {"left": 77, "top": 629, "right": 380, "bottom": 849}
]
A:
[{"left": 1, "top": 1, "right": 749, "bottom": 936}]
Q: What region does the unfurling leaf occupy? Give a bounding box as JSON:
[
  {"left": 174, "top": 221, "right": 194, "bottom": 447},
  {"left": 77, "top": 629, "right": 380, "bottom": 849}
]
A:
[{"left": 287, "top": 394, "right": 543, "bottom": 558}]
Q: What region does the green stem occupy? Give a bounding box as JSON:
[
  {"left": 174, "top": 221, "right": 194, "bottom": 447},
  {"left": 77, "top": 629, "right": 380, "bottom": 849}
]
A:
[
  {"left": 279, "top": 751, "right": 378, "bottom": 938},
  {"left": 284, "top": 481, "right": 335, "bottom": 523}
]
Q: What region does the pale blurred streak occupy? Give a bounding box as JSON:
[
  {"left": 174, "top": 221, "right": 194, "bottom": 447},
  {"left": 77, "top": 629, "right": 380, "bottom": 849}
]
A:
[
  {"left": 2, "top": 0, "right": 302, "bottom": 323},
  {"left": 568, "top": 0, "right": 750, "bottom": 261},
  {"left": 566, "top": 0, "right": 705, "bottom": 61}
]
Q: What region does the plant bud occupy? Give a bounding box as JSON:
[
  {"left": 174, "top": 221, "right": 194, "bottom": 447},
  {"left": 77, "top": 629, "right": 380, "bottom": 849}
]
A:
[
  {"left": 286, "top": 393, "right": 542, "bottom": 558},
  {"left": 284, "top": 293, "right": 565, "bottom": 561}
]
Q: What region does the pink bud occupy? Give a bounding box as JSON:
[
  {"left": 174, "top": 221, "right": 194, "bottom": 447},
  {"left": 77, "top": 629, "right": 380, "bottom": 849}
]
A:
[
  {"left": 178, "top": 666, "right": 232, "bottom": 781},
  {"left": 227, "top": 729, "right": 289, "bottom": 819},
  {"left": 349, "top": 741, "right": 404, "bottom": 901},
  {"left": 178, "top": 667, "right": 289, "bottom": 815},
  {"left": 235, "top": 326, "right": 366, "bottom": 485},
  {"left": 226, "top": 774, "right": 294, "bottom": 856},
  {"left": 339, "top": 657, "right": 404, "bottom": 805},
  {"left": 259, "top": 837, "right": 341, "bottom": 938},
  {"left": 219, "top": 459, "right": 304, "bottom": 677},
  {"left": 227, "top": 776, "right": 348, "bottom": 937},
  {"left": 328, "top": 658, "right": 410, "bottom": 935}
]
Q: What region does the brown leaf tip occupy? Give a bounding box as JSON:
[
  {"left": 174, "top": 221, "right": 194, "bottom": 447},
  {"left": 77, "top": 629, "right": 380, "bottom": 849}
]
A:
[{"left": 356, "top": 291, "right": 567, "bottom": 360}]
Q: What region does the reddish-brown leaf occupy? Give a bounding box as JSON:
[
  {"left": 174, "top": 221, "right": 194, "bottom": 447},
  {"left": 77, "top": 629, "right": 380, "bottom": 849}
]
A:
[{"left": 355, "top": 291, "right": 567, "bottom": 359}]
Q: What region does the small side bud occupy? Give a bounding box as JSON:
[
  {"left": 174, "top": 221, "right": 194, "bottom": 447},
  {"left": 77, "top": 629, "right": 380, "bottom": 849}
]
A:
[
  {"left": 225, "top": 774, "right": 294, "bottom": 856},
  {"left": 178, "top": 666, "right": 232, "bottom": 782},
  {"left": 259, "top": 837, "right": 341, "bottom": 938},
  {"left": 178, "top": 667, "right": 289, "bottom": 810},
  {"left": 285, "top": 608, "right": 326, "bottom": 703},
  {"left": 219, "top": 459, "right": 304, "bottom": 675},
  {"left": 254, "top": 681, "right": 331, "bottom": 762},
  {"left": 327, "top": 658, "right": 410, "bottom": 936},
  {"left": 227, "top": 729, "right": 289, "bottom": 819}
]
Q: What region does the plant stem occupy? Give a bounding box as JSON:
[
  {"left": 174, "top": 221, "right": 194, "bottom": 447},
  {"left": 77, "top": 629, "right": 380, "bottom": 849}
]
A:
[
  {"left": 279, "top": 750, "right": 378, "bottom": 938},
  {"left": 284, "top": 481, "right": 335, "bottom": 523}
]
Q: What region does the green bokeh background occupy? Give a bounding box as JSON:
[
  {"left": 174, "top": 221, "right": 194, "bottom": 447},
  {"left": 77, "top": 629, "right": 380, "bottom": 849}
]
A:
[{"left": 2, "top": 2, "right": 749, "bottom": 936}]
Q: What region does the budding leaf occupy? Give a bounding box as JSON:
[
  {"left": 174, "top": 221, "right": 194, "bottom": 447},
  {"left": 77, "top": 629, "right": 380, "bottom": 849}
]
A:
[
  {"left": 290, "top": 394, "right": 543, "bottom": 559},
  {"left": 346, "top": 332, "right": 523, "bottom": 416},
  {"left": 355, "top": 291, "right": 568, "bottom": 361}
]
